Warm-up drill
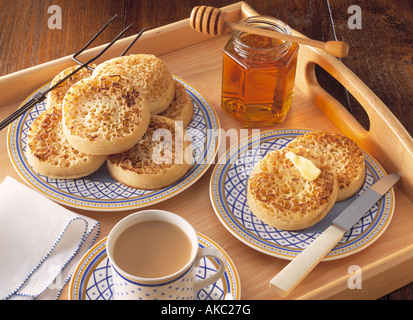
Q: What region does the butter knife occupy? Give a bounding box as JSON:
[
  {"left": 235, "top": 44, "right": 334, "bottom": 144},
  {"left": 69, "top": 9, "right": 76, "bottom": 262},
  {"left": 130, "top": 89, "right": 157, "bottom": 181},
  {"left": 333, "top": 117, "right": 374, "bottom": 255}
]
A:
[{"left": 270, "top": 173, "right": 400, "bottom": 297}]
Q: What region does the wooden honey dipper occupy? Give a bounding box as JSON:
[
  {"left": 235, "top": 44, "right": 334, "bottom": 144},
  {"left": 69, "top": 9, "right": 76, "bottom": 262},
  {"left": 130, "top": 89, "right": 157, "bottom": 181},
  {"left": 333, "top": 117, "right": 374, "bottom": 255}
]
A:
[{"left": 190, "top": 6, "right": 349, "bottom": 58}]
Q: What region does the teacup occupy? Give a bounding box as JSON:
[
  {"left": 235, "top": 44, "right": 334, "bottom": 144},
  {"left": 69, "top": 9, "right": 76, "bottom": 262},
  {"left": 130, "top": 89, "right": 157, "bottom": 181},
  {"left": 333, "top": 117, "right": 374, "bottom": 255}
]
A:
[{"left": 106, "top": 209, "right": 226, "bottom": 300}]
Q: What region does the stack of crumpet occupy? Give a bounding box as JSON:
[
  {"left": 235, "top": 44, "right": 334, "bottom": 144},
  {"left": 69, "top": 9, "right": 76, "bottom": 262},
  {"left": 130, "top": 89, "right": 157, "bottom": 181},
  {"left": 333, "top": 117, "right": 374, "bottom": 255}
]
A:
[{"left": 26, "top": 54, "right": 194, "bottom": 189}]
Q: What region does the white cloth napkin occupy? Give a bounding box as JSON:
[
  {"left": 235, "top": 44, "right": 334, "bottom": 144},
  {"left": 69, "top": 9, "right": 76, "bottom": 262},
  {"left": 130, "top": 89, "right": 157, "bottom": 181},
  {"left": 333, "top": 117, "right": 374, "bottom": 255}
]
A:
[{"left": 0, "top": 176, "right": 100, "bottom": 300}]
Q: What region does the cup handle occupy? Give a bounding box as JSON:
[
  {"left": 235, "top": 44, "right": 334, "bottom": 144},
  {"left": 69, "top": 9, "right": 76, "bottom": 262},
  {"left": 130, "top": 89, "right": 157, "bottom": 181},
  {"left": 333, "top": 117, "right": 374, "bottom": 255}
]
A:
[{"left": 194, "top": 247, "right": 226, "bottom": 293}]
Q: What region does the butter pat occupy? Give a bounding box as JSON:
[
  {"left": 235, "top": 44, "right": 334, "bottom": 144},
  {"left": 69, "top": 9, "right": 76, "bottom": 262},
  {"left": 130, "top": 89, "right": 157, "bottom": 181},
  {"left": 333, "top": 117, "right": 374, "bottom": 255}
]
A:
[{"left": 285, "top": 151, "right": 321, "bottom": 181}]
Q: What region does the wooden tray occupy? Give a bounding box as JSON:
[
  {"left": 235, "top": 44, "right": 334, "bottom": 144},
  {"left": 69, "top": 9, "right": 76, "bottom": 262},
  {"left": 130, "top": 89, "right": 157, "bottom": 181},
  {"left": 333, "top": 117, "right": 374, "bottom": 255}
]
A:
[{"left": 1, "top": 2, "right": 412, "bottom": 300}]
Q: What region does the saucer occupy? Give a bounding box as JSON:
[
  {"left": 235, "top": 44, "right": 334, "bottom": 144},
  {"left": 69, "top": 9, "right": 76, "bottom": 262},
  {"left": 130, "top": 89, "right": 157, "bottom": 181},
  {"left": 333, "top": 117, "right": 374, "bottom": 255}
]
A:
[{"left": 69, "top": 233, "right": 240, "bottom": 300}]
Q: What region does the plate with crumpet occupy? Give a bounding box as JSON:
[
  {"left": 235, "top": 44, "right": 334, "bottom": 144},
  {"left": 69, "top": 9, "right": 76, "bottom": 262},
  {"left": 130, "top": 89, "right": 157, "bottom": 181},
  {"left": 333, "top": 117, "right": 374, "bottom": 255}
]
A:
[
  {"left": 7, "top": 77, "right": 220, "bottom": 211},
  {"left": 209, "top": 129, "right": 395, "bottom": 260}
]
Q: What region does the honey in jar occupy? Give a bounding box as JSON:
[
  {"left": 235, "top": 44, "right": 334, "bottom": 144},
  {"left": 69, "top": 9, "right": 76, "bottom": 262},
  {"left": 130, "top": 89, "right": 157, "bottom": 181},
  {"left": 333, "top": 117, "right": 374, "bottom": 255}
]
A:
[{"left": 222, "top": 16, "right": 299, "bottom": 127}]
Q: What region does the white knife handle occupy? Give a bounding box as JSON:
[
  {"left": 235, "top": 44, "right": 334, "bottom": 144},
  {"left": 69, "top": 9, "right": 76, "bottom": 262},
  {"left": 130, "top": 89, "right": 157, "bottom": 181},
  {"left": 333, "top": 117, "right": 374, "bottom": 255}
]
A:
[{"left": 269, "top": 225, "right": 345, "bottom": 297}]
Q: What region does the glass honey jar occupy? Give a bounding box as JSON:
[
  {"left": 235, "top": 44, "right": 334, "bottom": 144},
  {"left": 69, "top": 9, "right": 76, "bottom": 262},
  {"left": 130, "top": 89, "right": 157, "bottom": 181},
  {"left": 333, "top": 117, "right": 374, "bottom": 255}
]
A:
[{"left": 221, "top": 16, "right": 299, "bottom": 127}]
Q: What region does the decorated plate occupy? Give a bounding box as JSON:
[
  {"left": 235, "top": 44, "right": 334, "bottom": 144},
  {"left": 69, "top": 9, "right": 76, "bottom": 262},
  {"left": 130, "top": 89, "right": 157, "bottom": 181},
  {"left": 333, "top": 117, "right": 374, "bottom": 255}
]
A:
[
  {"left": 209, "top": 129, "right": 395, "bottom": 261},
  {"left": 68, "top": 233, "right": 241, "bottom": 300},
  {"left": 7, "top": 77, "right": 220, "bottom": 211}
]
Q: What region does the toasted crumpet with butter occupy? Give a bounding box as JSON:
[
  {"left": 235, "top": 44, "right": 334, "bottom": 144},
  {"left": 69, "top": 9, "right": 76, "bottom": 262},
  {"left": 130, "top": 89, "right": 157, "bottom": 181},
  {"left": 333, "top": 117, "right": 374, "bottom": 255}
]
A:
[
  {"left": 247, "top": 148, "right": 338, "bottom": 231},
  {"left": 287, "top": 131, "right": 365, "bottom": 201},
  {"left": 62, "top": 75, "right": 150, "bottom": 156},
  {"left": 158, "top": 80, "right": 194, "bottom": 128},
  {"left": 92, "top": 54, "right": 175, "bottom": 114},
  {"left": 107, "top": 115, "right": 193, "bottom": 189},
  {"left": 26, "top": 106, "right": 107, "bottom": 179},
  {"left": 46, "top": 64, "right": 96, "bottom": 109}
]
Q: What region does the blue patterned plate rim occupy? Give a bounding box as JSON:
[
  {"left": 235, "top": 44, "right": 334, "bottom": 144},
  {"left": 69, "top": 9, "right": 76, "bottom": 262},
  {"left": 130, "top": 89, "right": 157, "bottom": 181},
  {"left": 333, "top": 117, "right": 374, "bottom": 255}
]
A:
[
  {"left": 68, "top": 233, "right": 241, "bottom": 300},
  {"left": 209, "top": 128, "right": 395, "bottom": 261},
  {"left": 7, "top": 76, "right": 220, "bottom": 211}
]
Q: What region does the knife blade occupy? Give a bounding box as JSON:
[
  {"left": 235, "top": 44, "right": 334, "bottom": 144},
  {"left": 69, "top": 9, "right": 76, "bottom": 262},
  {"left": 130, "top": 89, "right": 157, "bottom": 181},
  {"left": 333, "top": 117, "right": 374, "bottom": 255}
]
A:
[{"left": 269, "top": 173, "right": 400, "bottom": 297}]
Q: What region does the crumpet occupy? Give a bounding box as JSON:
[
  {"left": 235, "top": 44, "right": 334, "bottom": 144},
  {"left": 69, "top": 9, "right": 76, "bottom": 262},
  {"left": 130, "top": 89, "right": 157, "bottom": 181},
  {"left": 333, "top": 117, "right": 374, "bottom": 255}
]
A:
[
  {"left": 158, "top": 80, "right": 194, "bottom": 128},
  {"left": 92, "top": 54, "right": 175, "bottom": 114},
  {"left": 46, "top": 65, "right": 95, "bottom": 109},
  {"left": 107, "top": 115, "right": 193, "bottom": 189},
  {"left": 287, "top": 131, "right": 365, "bottom": 201},
  {"left": 247, "top": 148, "right": 338, "bottom": 231},
  {"left": 26, "top": 106, "right": 107, "bottom": 179},
  {"left": 62, "top": 75, "right": 150, "bottom": 155}
]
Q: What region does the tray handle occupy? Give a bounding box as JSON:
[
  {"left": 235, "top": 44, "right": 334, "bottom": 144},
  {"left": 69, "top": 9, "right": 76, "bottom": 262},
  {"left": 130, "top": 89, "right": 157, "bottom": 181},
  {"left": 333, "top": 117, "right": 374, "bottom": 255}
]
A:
[{"left": 293, "top": 32, "right": 413, "bottom": 201}]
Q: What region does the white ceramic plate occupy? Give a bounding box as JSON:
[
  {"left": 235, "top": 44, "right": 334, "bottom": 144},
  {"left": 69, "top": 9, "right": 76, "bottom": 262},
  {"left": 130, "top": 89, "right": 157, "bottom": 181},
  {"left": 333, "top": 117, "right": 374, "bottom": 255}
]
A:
[
  {"left": 210, "top": 129, "right": 395, "bottom": 261},
  {"left": 7, "top": 76, "right": 220, "bottom": 211}
]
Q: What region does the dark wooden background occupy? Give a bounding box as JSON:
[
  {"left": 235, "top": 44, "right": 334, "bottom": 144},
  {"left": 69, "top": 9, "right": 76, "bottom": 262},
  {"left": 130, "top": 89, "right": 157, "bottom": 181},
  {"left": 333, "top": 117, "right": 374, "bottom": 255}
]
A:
[{"left": 0, "top": 0, "right": 412, "bottom": 299}]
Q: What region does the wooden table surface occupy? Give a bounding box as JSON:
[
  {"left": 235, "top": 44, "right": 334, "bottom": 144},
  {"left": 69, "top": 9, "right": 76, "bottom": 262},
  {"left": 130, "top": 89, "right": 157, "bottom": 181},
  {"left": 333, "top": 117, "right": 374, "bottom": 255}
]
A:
[{"left": 0, "top": 0, "right": 412, "bottom": 300}]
